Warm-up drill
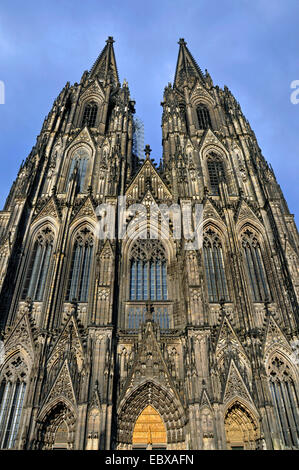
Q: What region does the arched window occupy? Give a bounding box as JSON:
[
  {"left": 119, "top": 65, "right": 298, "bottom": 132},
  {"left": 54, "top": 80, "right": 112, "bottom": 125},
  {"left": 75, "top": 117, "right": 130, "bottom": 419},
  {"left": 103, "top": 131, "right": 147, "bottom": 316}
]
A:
[
  {"left": 82, "top": 102, "right": 98, "bottom": 127},
  {"left": 22, "top": 227, "right": 54, "bottom": 301},
  {"left": 207, "top": 153, "right": 225, "bottom": 194},
  {"left": 267, "top": 355, "right": 299, "bottom": 448},
  {"left": 241, "top": 230, "right": 270, "bottom": 302},
  {"left": 66, "top": 227, "right": 94, "bottom": 302},
  {"left": 68, "top": 148, "right": 90, "bottom": 192},
  {"left": 203, "top": 228, "right": 229, "bottom": 303},
  {"left": 129, "top": 240, "right": 167, "bottom": 301},
  {"left": 0, "top": 355, "right": 28, "bottom": 449},
  {"left": 37, "top": 402, "right": 75, "bottom": 450},
  {"left": 197, "top": 104, "right": 212, "bottom": 130}
]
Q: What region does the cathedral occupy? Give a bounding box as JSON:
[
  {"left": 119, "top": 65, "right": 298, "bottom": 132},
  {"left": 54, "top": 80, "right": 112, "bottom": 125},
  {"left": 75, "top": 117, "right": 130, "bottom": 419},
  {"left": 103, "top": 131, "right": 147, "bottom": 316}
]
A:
[{"left": 0, "top": 36, "right": 298, "bottom": 451}]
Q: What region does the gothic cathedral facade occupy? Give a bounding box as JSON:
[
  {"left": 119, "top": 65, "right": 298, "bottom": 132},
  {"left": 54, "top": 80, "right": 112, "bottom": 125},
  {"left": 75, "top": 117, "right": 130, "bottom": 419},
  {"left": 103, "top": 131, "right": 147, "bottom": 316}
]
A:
[{"left": 0, "top": 37, "right": 298, "bottom": 450}]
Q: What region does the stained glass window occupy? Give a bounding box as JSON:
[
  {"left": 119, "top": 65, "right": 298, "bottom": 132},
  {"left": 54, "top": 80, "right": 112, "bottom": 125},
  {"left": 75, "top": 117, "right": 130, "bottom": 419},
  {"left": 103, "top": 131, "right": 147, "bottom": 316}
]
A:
[{"left": 129, "top": 240, "right": 167, "bottom": 301}]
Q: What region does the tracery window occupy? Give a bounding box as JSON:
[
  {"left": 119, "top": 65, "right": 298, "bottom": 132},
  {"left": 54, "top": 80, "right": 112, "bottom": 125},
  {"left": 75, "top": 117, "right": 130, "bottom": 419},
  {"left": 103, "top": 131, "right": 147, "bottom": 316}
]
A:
[
  {"left": 241, "top": 230, "right": 270, "bottom": 302},
  {"left": 129, "top": 240, "right": 167, "bottom": 301},
  {"left": 66, "top": 227, "right": 94, "bottom": 302},
  {"left": 207, "top": 153, "right": 225, "bottom": 194},
  {"left": 268, "top": 355, "right": 299, "bottom": 448},
  {"left": 68, "top": 148, "right": 90, "bottom": 192},
  {"left": 196, "top": 104, "right": 212, "bottom": 130},
  {"left": 0, "top": 355, "right": 28, "bottom": 449},
  {"left": 82, "top": 102, "right": 98, "bottom": 127},
  {"left": 203, "top": 228, "right": 229, "bottom": 303},
  {"left": 22, "top": 227, "right": 54, "bottom": 301}
]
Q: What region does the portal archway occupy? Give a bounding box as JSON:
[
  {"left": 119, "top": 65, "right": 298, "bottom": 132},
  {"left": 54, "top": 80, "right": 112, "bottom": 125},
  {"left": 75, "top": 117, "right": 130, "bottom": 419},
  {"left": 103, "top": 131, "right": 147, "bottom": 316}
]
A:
[
  {"left": 117, "top": 380, "right": 186, "bottom": 450},
  {"left": 132, "top": 405, "right": 167, "bottom": 449},
  {"left": 224, "top": 401, "right": 259, "bottom": 450}
]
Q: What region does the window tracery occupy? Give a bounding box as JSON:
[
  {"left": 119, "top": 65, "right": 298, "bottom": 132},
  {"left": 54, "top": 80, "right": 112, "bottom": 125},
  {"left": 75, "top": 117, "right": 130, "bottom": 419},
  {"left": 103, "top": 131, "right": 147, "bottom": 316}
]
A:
[
  {"left": 82, "top": 102, "right": 98, "bottom": 127},
  {"left": 267, "top": 355, "right": 299, "bottom": 447},
  {"left": 241, "top": 229, "right": 270, "bottom": 302},
  {"left": 207, "top": 153, "right": 225, "bottom": 194},
  {"left": 0, "top": 355, "right": 28, "bottom": 449},
  {"left": 67, "top": 147, "right": 90, "bottom": 192},
  {"left": 203, "top": 228, "right": 229, "bottom": 303},
  {"left": 129, "top": 240, "right": 167, "bottom": 301},
  {"left": 22, "top": 226, "right": 54, "bottom": 301},
  {"left": 66, "top": 227, "right": 94, "bottom": 302},
  {"left": 196, "top": 104, "right": 212, "bottom": 130}
]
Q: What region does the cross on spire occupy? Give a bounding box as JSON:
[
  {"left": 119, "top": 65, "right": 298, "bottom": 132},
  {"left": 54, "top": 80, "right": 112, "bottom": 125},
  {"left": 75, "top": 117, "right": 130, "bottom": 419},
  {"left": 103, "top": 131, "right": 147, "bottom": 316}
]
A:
[
  {"left": 144, "top": 145, "right": 152, "bottom": 159},
  {"left": 178, "top": 38, "right": 187, "bottom": 46}
]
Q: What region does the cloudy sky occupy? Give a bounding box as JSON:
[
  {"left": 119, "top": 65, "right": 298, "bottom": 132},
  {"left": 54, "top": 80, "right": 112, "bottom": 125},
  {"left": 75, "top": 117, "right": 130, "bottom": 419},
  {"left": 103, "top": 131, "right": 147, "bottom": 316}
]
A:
[{"left": 0, "top": 0, "right": 298, "bottom": 221}]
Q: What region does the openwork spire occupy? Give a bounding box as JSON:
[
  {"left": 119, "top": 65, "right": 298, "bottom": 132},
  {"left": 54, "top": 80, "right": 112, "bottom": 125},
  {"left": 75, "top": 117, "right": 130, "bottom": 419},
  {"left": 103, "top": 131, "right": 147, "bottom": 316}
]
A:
[
  {"left": 89, "top": 36, "right": 119, "bottom": 87},
  {"left": 174, "top": 38, "right": 205, "bottom": 90}
]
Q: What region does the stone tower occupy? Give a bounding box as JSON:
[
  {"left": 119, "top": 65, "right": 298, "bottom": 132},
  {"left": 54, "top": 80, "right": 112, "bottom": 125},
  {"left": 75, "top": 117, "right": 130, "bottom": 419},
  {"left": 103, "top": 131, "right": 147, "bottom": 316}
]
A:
[{"left": 0, "top": 37, "right": 298, "bottom": 450}]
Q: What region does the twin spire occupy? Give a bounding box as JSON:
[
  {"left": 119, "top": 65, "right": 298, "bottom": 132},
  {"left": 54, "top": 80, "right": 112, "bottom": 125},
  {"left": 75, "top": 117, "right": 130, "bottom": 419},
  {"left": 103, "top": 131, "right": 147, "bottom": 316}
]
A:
[
  {"left": 89, "top": 36, "right": 119, "bottom": 87},
  {"left": 89, "top": 36, "right": 207, "bottom": 90}
]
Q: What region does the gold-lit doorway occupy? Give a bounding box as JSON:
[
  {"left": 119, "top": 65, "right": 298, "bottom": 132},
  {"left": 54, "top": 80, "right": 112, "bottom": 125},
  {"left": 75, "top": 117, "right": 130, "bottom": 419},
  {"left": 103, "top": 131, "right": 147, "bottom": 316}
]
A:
[
  {"left": 225, "top": 402, "right": 259, "bottom": 450},
  {"left": 132, "top": 405, "right": 167, "bottom": 449}
]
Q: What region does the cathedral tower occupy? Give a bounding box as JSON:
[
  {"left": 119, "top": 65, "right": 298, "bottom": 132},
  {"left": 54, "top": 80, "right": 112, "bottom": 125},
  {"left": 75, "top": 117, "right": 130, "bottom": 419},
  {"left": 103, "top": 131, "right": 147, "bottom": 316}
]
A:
[{"left": 0, "top": 37, "right": 298, "bottom": 450}]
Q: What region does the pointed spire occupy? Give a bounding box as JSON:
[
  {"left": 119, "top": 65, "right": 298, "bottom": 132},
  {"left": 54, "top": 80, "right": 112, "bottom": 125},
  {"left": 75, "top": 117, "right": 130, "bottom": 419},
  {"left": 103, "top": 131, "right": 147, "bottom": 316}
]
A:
[
  {"left": 174, "top": 38, "right": 205, "bottom": 90},
  {"left": 89, "top": 36, "right": 119, "bottom": 87}
]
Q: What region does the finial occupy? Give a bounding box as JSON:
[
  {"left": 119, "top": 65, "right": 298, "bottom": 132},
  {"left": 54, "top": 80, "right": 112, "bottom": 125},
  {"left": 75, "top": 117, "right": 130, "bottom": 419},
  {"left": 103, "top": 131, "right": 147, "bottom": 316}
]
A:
[
  {"left": 144, "top": 144, "right": 152, "bottom": 159},
  {"left": 106, "top": 36, "right": 115, "bottom": 44},
  {"left": 178, "top": 38, "right": 187, "bottom": 46}
]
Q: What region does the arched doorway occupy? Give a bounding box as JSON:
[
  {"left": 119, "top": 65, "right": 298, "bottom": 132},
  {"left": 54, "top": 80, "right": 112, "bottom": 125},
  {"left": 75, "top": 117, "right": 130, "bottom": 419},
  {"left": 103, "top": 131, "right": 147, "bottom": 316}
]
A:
[
  {"left": 132, "top": 405, "right": 167, "bottom": 450},
  {"left": 225, "top": 402, "right": 259, "bottom": 450},
  {"left": 117, "top": 381, "right": 186, "bottom": 450},
  {"left": 35, "top": 402, "right": 76, "bottom": 450}
]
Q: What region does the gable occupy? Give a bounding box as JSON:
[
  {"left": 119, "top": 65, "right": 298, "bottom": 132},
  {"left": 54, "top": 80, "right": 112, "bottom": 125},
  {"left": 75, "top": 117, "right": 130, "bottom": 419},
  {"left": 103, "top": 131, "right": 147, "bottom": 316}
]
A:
[{"left": 126, "top": 159, "right": 172, "bottom": 204}]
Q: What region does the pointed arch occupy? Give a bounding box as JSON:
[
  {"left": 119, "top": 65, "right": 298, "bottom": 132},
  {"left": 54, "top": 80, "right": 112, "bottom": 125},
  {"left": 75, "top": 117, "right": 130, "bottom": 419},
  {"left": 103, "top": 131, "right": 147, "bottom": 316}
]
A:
[
  {"left": 202, "top": 225, "right": 230, "bottom": 303},
  {"left": 35, "top": 400, "right": 76, "bottom": 450},
  {"left": 196, "top": 103, "right": 212, "bottom": 130},
  {"left": 0, "top": 351, "right": 29, "bottom": 449},
  {"left": 266, "top": 351, "right": 299, "bottom": 448},
  {"left": 60, "top": 141, "right": 94, "bottom": 194},
  {"left": 117, "top": 380, "right": 186, "bottom": 450},
  {"left": 65, "top": 224, "right": 95, "bottom": 302},
  {"left": 132, "top": 405, "right": 167, "bottom": 449},
  {"left": 81, "top": 101, "right": 98, "bottom": 127},
  {"left": 129, "top": 239, "right": 168, "bottom": 302},
  {"left": 224, "top": 399, "right": 260, "bottom": 450},
  {"left": 21, "top": 224, "right": 55, "bottom": 302},
  {"left": 239, "top": 226, "right": 271, "bottom": 303},
  {"left": 206, "top": 152, "right": 225, "bottom": 194}
]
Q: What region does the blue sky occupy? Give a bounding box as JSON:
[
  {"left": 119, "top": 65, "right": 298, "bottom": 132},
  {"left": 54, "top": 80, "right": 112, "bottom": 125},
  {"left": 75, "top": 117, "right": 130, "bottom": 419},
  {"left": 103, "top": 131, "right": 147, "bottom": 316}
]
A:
[{"left": 0, "top": 0, "right": 298, "bottom": 222}]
